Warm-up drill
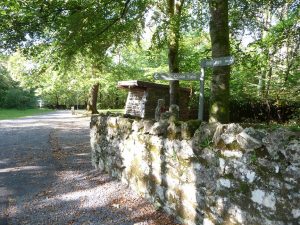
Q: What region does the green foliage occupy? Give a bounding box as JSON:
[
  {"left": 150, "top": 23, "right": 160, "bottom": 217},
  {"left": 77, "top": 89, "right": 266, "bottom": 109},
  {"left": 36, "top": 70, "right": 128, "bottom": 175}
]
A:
[
  {"left": 0, "top": 0, "right": 299, "bottom": 122},
  {"left": 200, "top": 137, "right": 213, "bottom": 149},
  {"left": 3, "top": 88, "right": 36, "bottom": 109},
  {"left": 238, "top": 181, "right": 251, "bottom": 195},
  {"left": 250, "top": 152, "right": 258, "bottom": 164}
]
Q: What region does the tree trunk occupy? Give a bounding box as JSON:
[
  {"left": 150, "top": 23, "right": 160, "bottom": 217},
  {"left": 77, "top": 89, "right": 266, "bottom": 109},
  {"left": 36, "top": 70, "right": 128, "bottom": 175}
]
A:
[
  {"left": 258, "top": 70, "right": 266, "bottom": 96},
  {"left": 208, "top": 0, "right": 230, "bottom": 123},
  {"left": 168, "top": 0, "right": 184, "bottom": 105},
  {"left": 55, "top": 93, "right": 59, "bottom": 108},
  {"left": 258, "top": 6, "right": 270, "bottom": 97},
  {"left": 86, "top": 82, "right": 99, "bottom": 114}
]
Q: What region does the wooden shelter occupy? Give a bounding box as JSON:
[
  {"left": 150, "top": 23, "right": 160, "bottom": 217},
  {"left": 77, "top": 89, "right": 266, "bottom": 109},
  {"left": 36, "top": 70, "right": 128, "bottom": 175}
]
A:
[{"left": 117, "top": 80, "right": 190, "bottom": 120}]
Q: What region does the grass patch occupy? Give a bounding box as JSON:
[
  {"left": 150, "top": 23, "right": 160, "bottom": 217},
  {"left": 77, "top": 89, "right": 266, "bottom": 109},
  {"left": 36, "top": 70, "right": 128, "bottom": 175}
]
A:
[
  {"left": 241, "top": 122, "right": 300, "bottom": 132},
  {"left": 0, "top": 108, "right": 53, "bottom": 120}
]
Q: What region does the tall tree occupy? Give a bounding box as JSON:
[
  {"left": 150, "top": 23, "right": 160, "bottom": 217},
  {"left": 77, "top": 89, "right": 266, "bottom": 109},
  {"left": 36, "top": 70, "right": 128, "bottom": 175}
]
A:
[
  {"left": 87, "top": 83, "right": 99, "bottom": 114},
  {"left": 168, "top": 0, "right": 184, "bottom": 105},
  {"left": 209, "top": 0, "right": 230, "bottom": 123}
]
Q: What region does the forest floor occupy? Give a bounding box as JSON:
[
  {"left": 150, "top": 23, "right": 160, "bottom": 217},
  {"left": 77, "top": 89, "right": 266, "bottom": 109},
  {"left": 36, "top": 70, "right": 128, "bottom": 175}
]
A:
[{"left": 0, "top": 111, "right": 178, "bottom": 225}]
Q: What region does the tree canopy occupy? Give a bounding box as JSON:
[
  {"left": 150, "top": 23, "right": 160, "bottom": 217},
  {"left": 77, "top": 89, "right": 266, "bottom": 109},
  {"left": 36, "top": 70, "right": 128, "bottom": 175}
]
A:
[{"left": 0, "top": 0, "right": 299, "bottom": 123}]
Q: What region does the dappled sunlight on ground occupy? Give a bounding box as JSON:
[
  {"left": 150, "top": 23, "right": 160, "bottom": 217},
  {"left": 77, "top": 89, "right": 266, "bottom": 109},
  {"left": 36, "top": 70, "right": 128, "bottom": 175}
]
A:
[
  {"left": 0, "top": 166, "right": 45, "bottom": 173},
  {"left": 0, "top": 111, "right": 177, "bottom": 225}
]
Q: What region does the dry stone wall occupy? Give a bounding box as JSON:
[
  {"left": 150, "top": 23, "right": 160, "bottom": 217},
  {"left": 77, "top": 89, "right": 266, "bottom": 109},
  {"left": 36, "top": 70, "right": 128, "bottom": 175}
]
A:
[{"left": 90, "top": 115, "right": 300, "bottom": 225}]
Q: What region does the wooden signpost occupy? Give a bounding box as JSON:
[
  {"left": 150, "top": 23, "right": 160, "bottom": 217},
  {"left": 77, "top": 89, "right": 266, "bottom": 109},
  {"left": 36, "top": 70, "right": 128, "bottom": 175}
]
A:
[
  {"left": 153, "top": 73, "right": 200, "bottom": 81},
  {"left": 154, "top": 56, "right": 234, "bottom": 121},
  {"left": 200, "top": 56, "right": 234, "bottom": 68}
]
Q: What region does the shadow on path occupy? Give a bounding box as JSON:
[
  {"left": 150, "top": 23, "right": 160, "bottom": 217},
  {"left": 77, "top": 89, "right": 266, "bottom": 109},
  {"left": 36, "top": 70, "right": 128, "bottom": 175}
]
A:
[{"left": 0, "top": 111, "right": 176, "bottom": 225}]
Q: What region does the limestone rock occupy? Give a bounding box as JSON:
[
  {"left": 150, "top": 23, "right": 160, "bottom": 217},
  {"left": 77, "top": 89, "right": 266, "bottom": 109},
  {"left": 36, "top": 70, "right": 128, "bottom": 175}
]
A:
[
  {"left": 177, "top": 140, "right": 194, "bottom": 160},
  {"left": 262, "top": 128, "right": 295, "bottom": 160},
  {"left": 167, "top": 122, "right": 181, "bottom": 140},
  {"left": 181, "top": 120, "right": 202, "bottom": 140},
  {"left": 213, "top": 123, "right": 243, "bottom": 148},
  {"left": 132, "top": 120, "right": 144, "bottom": 132},
  {"left": 192, "top": 122, "right": 219, "bottom": 151},
  {"left": 237, "top": 127, "right": 266, "bottom": 150},
  {"left": 282, "top": 139, "right": 300, "bottom": 166},
  {"left": 143, "top": 120, "right": 155, "bottom": 134},
  {"left": 149, "top": 121, "right": 169, "bottom": 136}
]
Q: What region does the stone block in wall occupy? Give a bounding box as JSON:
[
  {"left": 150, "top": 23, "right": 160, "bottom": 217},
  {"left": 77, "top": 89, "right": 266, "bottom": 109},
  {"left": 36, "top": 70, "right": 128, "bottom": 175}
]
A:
[
  {"left": 132, "top": 120, "right": 144, "bottom": 132},
  {"left": 236, "top": 127, "right": 266, "bottom": 150},
  {"left": 283, "top": 139, "right": 300, "bottom": 166},
  {"left": 181, "top": 120, "right": 202, "bottom": 140},
  {"left": 192, "top": 122, "right": 219, "bottom": 152},
  {"left": 213, "top": 123, "right": 243, "bottom": 149},
  {"left": 143, "top": 120, "right": 155, "bottom": 134},
  {"left": 167, "top": 122, "right": 181, "bottom": 140},
  {"left": 262, "top": 128, "right": 299, "bottom": 161},
  {"left": 150, "top": 120, "right": 169, "bottom": 136}
]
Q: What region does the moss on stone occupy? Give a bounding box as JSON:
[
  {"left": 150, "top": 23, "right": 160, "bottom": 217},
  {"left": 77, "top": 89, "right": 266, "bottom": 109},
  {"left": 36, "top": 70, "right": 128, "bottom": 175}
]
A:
[
  {"left": 186, "top": 120, "right": 202, "bottom": 134},
  {"left": 238, "top": 181, "right": 251, "bottom": 195},
  {"left": 167, "top": 122, "right": 181, "bottom": 140},
  {"left": 177, "top": 157, "right": 191, "bottom": 168},
  {"left": 190, "top": 156, "right": 209, "bottom": 168},
  {"left": 167, "top": 130, "right": 178, "bottom": 140},
  {"left": 222, "top": 173, "right": 235, "bottom": 180},
  {"left": 226, "top": 141, "right": 241, "bottom": 150},
  {"left": 127, "top": 158, "right": 143, "bottom": 181},
  {"left": 181, "top": 120, "right": 202, "bottom": 140}
]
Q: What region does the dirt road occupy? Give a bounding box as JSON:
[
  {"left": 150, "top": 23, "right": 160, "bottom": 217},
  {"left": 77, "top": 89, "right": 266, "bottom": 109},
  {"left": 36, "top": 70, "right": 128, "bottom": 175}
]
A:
[{"left": 0, "top": 111, "right": 177, "bottom": 225}]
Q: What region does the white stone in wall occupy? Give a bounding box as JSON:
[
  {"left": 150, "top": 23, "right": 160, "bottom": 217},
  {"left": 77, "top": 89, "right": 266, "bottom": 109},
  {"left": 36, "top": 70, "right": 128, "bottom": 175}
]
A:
[
  {"left": 222, "top": 150, "right": 243, "bottom": 158},
  {"left": 218, "top": 178, "right": 231, "bottom": 188},
  {"left": 140, "top": 160, "right": 150, "bottom": 175},
  {"left": 149, "top": 135, "right": 164, "bottom": 148},
  {"left": 219, "top": 123, "right": 243, "bottom": 145},
  {"left": 251, "top": 189, "right": 276, "bottom": 210},
  {"left": 219, "top": 158, "right": 225, "bottom": 173},
  {"left": 228, "top": 205, "right": 244, "bottom": 224},
  {"left": 178, "top": 140, "right": 194, "bottom": 159},
  {"left": 292, "top": 209, "right": 300, "bottom": 218},
  {"left": 107, "top": 116, "right": 118, "bottom": 127},
  {"left": 164, "top": 139, "right": 181, "bottom": 156},
  {"left": 238, "top": 165, "right": 256, "bottom": 183},
  {"left": 181, "top": 200, "right": 197, "bottom": 222},
  {"left": 192, "top": 162, "right": 202, "bottom": 171},
  {"left": 245, "top": 170, "right": 256, "bottom": 183},
  {"left": 275, "top": 165, "right": 280, "bottom": 173},
  {"left": 203, "top": 217, "right": 215, "bottom": 225},
  {"left": 181, "top": 183, "right": 197, "bottom": 204},
  {"left": 164, "top": 174, "right": 180, "bottom": 189},
  {"left": 180, "top": 166, "right": 196, "bottom": 183},
  {"left": 132, "top": 120, "right": 143, "bottom": 132},
  {"left": 216, "top": 197, "right": 228, "bottom": 212}
]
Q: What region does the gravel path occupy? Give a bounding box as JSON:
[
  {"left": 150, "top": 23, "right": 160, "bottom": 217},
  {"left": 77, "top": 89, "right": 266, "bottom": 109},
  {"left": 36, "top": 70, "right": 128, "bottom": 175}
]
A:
[{"left": 0, "top": 111, "right": 179, "bottom": 225}]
